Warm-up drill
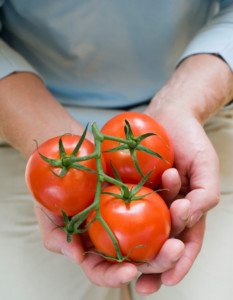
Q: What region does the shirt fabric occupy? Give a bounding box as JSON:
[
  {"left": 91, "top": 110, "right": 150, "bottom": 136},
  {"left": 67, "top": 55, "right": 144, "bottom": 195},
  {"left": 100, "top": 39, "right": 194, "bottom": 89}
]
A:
[{"left": 0, "top": 0, "right": 233, "bottom": 108}]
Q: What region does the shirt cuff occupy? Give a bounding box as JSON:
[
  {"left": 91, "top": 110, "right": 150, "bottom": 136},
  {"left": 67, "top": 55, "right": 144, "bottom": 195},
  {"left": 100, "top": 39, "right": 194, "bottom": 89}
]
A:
[
  {"left": 0, "top": 39, "right": 42, "bottom": 79},
  {"left": 177, "top": 23, "right": 233, "bottom": 71}
]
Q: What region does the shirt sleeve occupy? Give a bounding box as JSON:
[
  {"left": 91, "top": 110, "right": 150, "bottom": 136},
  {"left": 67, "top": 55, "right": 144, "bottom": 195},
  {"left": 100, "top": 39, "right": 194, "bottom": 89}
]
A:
[
  {"left": 0, "top": 39, "right": 41, "bottom": 79},
  {"left": 178, "top": 0, "right": 233, "bottom": 71},
  {"left": 0, "top": 1, "right": 40, "bottom": 79}
]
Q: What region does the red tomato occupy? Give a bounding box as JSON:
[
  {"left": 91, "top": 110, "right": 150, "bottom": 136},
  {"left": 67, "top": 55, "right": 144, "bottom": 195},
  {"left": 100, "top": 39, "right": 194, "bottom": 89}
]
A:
[
  {"left": 101, "top": 112, "right": 174, "bottom": 188},
  {"left": 87, "top": 184, "right": 171, "bottom": 262},
  {"left": 25, "top": 135, "right": 101, "bottom": 216}
]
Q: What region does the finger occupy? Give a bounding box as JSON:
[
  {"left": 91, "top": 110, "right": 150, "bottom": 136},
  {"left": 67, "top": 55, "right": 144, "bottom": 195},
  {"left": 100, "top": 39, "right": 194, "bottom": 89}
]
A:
[
  {"left": 186, "top": 188, "right": 220, "bottom": 228},
  {"left": 186, "top": 145, "right": 220, "bottom": 228},
  {"left": 81, "top": 253, "right": 138, "bottom": 288},
  {"left": 135, "top": 274, "right": 162, "bottom": 296},
  {"left": 170, "top": 199, "right": 191, "bottom": 235},
  {"left": 34, "top": 203, "right": 84, "bottom": 264},
  {"left": 137, "top": 238, "right": 184, "bottom": 274},
  {"left": 159, "top": 168, "right": 181, "bottom": 204},
  {"left": 161, "top": 216, "right": 205, "bottom": 286}
]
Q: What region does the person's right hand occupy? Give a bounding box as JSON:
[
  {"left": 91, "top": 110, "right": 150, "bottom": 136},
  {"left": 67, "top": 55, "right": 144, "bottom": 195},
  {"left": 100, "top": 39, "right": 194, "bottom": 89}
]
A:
[{"left": 34, "top": 202, "right": 139, "bottom": 287}]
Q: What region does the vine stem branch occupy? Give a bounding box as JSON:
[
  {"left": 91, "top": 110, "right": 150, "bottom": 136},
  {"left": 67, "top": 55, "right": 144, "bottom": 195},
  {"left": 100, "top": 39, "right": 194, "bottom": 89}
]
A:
[
  {"left": 67, "top": 122, "right": 124, "bottom": 261},
  {"left": 61, "top": 120, "right": 164, "bottom": 262}
]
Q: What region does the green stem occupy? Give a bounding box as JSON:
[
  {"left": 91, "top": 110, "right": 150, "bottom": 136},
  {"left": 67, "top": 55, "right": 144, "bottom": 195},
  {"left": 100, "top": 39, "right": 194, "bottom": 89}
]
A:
[
  {"left": 68, "top": 202, "right": 96, "bottom": 232},
  {"left": 103, "top": 174, "right": 131, "bottom": 199},
  {"left": 102, "top": 134, "right": 136, "bottom": 147},
  {"left": 96, "top": 214, "right": 123, "bottom": 261},
  {"left": 102, "top": 174, "right": 128, "bottom": 190},
  {"left": 62, "top": 121, "right": 153, "bottom": 262},
  {"left": 62, "top": 152, "right": 98, "bottom": 165},
  {"left": 91, "top": 123, "right": 123, "bottom": 261},
  {"left": 73, "top": 152, "right": 98, "bottom": 162},
  {"left": 92, "top": 122, "right": 135, "bottom": 147}
]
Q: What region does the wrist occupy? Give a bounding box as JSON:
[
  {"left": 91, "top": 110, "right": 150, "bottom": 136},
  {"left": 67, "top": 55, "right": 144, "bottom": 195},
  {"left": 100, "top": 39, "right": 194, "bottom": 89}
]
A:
[
  {"left": 0, "top": 72, "right": 85, "bottom": 158},
  {"left": 147, "top": 54, "right": 233, "bottom": 124}
]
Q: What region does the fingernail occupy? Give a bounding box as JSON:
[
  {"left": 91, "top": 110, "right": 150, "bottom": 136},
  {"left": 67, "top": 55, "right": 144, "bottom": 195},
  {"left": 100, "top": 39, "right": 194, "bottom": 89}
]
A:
[
  {"left": 171, "top": 241, "right": 185, "bottom": 262},
  {"left": 188, "top": 212, "right": 202, "bottom": 227},
  {"left": 120, "top": 266, "right": 137, "bottom": 283},
  {"left": 62, "top": 248, "right": 75, "bottom": 261},
  {"left": 180, "top": 203, "right": 190, "bottom": 221},
  {"left": 172, "top": 253, "right": 182, "bottom": 262}
]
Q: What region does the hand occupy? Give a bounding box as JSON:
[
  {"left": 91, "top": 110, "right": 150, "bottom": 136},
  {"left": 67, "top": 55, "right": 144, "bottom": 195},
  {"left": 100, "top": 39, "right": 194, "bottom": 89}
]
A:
[
  {"left": 136, "top": 217, "right": 205, "bottom": 295},
  {"left": 34, "top": 168, "right": 186, "bottom": 290},
  {"left": 134, "top": 54, "right": 233, "bottom": 295},
  {"left": 34, "top": 102, "right": 218, "bottom": 292},
  {"left": 34, "top": 202, "right": 138, "bottom": 287},
  {"left": 145, "top": 106, "right": 220, "bottom": 230},
  {"left": 134, "top": 65, "right": 224, "bottom": 296},
  {"left": 134, "top": 110, "right": 216, "bottom": 294},
  {"left": 134, "top": 167, "right": 206, "bottom": 295}
]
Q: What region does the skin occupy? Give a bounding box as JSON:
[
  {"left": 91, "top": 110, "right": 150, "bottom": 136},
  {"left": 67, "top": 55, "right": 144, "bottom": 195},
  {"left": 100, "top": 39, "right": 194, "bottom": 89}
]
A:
[
  {"left": 0, "top": 53, "right": 233, "bottom": 295},
  {"left": 139, "top": 54, "right": 233, "bottom": 294}
]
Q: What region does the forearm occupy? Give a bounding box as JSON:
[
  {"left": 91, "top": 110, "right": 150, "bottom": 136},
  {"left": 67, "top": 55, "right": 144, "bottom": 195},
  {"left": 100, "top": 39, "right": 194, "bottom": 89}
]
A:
[
  {"left": 0, "top": 72, "right": 84, "bottom": 158},
  {"left": 146, "top": 54, "right": 233, "bottom": 123}
]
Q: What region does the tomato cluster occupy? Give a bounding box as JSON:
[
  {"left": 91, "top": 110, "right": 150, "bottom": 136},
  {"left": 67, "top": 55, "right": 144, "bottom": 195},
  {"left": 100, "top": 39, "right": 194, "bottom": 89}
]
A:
[{"left": 25, "top": 112, "right": 174, "bottom": 262}]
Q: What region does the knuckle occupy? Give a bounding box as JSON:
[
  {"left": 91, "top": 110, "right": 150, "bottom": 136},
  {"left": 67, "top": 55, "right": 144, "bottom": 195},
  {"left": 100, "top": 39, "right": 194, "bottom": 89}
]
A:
[
  {"left": 152, "top": 260, "right": 172, "bottom": 273},
  {"left": 43, "top": 237, "right": 52, "bottom": 251},
  {"left": 84, "top": 270, "right": 103, "bottom": 287},
  {"left": 43, "top": 234, "right": 59, "bottom": 253},
  {"left": 89, "top": 277, "right": 101, "bottom": 286},
  {"left": 212, "top": 194, "right": 220, "bottom": 207},
  {"left": 210, "top": 191, "right": 220, "bottom": 208}
]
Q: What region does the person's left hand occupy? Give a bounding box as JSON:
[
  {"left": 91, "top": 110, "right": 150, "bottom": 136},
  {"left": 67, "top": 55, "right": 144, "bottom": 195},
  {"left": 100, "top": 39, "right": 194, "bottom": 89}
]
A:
[
  {"left": 134, "top": 166, "right": 206, "bottom": 295},
  {"left": 134, "top": 105, "right": 219, "bottom": 295},
  {"left": 133, "top": 54, "right": 228, "bottom": 295},
  {"left": 135, "top": 217, "right": 206, "bottom": 294}
]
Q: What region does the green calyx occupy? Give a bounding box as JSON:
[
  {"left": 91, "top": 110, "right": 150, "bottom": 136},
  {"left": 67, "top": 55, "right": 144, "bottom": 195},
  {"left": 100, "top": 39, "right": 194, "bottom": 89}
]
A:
[
  {"left": 36, "top": 124, "right": 97, "bottom": 177},
  {"left": 102, "top": 168, "right": 155, "bottom": 204},
  {"left": 102, "top": 120, "right": 166, "bottom": 177}
]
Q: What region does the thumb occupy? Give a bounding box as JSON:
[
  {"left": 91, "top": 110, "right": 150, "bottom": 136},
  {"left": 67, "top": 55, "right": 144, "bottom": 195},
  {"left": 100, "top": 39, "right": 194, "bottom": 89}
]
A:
[{"left": 34, "top": 202, "right": 85, "bottom": 264}]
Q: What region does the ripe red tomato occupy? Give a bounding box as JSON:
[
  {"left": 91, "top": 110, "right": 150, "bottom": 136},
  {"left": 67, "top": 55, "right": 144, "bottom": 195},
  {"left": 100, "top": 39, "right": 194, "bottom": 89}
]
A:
[
  {"left": 25, "top": 135, "right": 100, "bottom": 216},
  {"left": 87, "top": 184, "right": 171, "bottom": 262},
  {"left": 101, "top": 112, "right": 174, "bottom": 188}
]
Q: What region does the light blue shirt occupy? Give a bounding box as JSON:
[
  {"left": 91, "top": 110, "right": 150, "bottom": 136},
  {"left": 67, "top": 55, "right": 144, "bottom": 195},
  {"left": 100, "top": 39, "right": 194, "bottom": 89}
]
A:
[{"left": 0, "top": 0, "right": 233, "bottom": 108}]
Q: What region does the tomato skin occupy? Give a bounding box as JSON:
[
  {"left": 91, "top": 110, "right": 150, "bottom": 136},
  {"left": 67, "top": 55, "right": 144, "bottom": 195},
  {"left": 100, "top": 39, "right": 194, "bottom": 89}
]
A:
[
  {"left": 101, "top": 112, "right": 174, "bottom": 189},
  {"left": 25, "top": 135, "right": 102, "bottom": 216},
  {"left": 87, "top": 184, "right": 171, "bottom": 262}
]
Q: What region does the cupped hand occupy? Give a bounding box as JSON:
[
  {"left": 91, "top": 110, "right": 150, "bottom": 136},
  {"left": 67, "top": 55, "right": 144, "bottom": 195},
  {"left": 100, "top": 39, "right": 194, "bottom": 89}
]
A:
[
  {"left": 134, "top": 168, "right": 186, "bottom": 295},
  {"left": 34, "top": 103, "right": 220, "bottom": 293},
  {"left": 135, "top": 216, "right": 205, "bottom": 295},
  {"left": 145, "top": 105, "right": 220, "bottom": 229},
  {"left": 33, "top": 168, "right": 186, "bottom": 290},
  {"left": 134, "top": 103, "right": 219, "bottom": 295},
  {"left": 34, "top": 203, "right": 138, "bottom": 287}
]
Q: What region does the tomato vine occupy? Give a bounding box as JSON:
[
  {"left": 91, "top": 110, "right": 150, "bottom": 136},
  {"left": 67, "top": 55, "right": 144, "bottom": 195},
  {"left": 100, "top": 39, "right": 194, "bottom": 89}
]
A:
[{"left": 34, "top": 118, "right": 171, "bottom": 263}]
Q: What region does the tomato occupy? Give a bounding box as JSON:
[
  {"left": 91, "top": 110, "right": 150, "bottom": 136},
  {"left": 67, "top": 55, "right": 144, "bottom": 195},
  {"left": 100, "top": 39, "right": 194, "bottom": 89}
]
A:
[
  {"left": 87, "top": 184, "right": 171, "bottom": 262},
  {"left": 101, "top": 112, "right": 174, "bottom": 189},
  {"left": 25, "top": 135, "right": 101, "bottom": 216}
]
